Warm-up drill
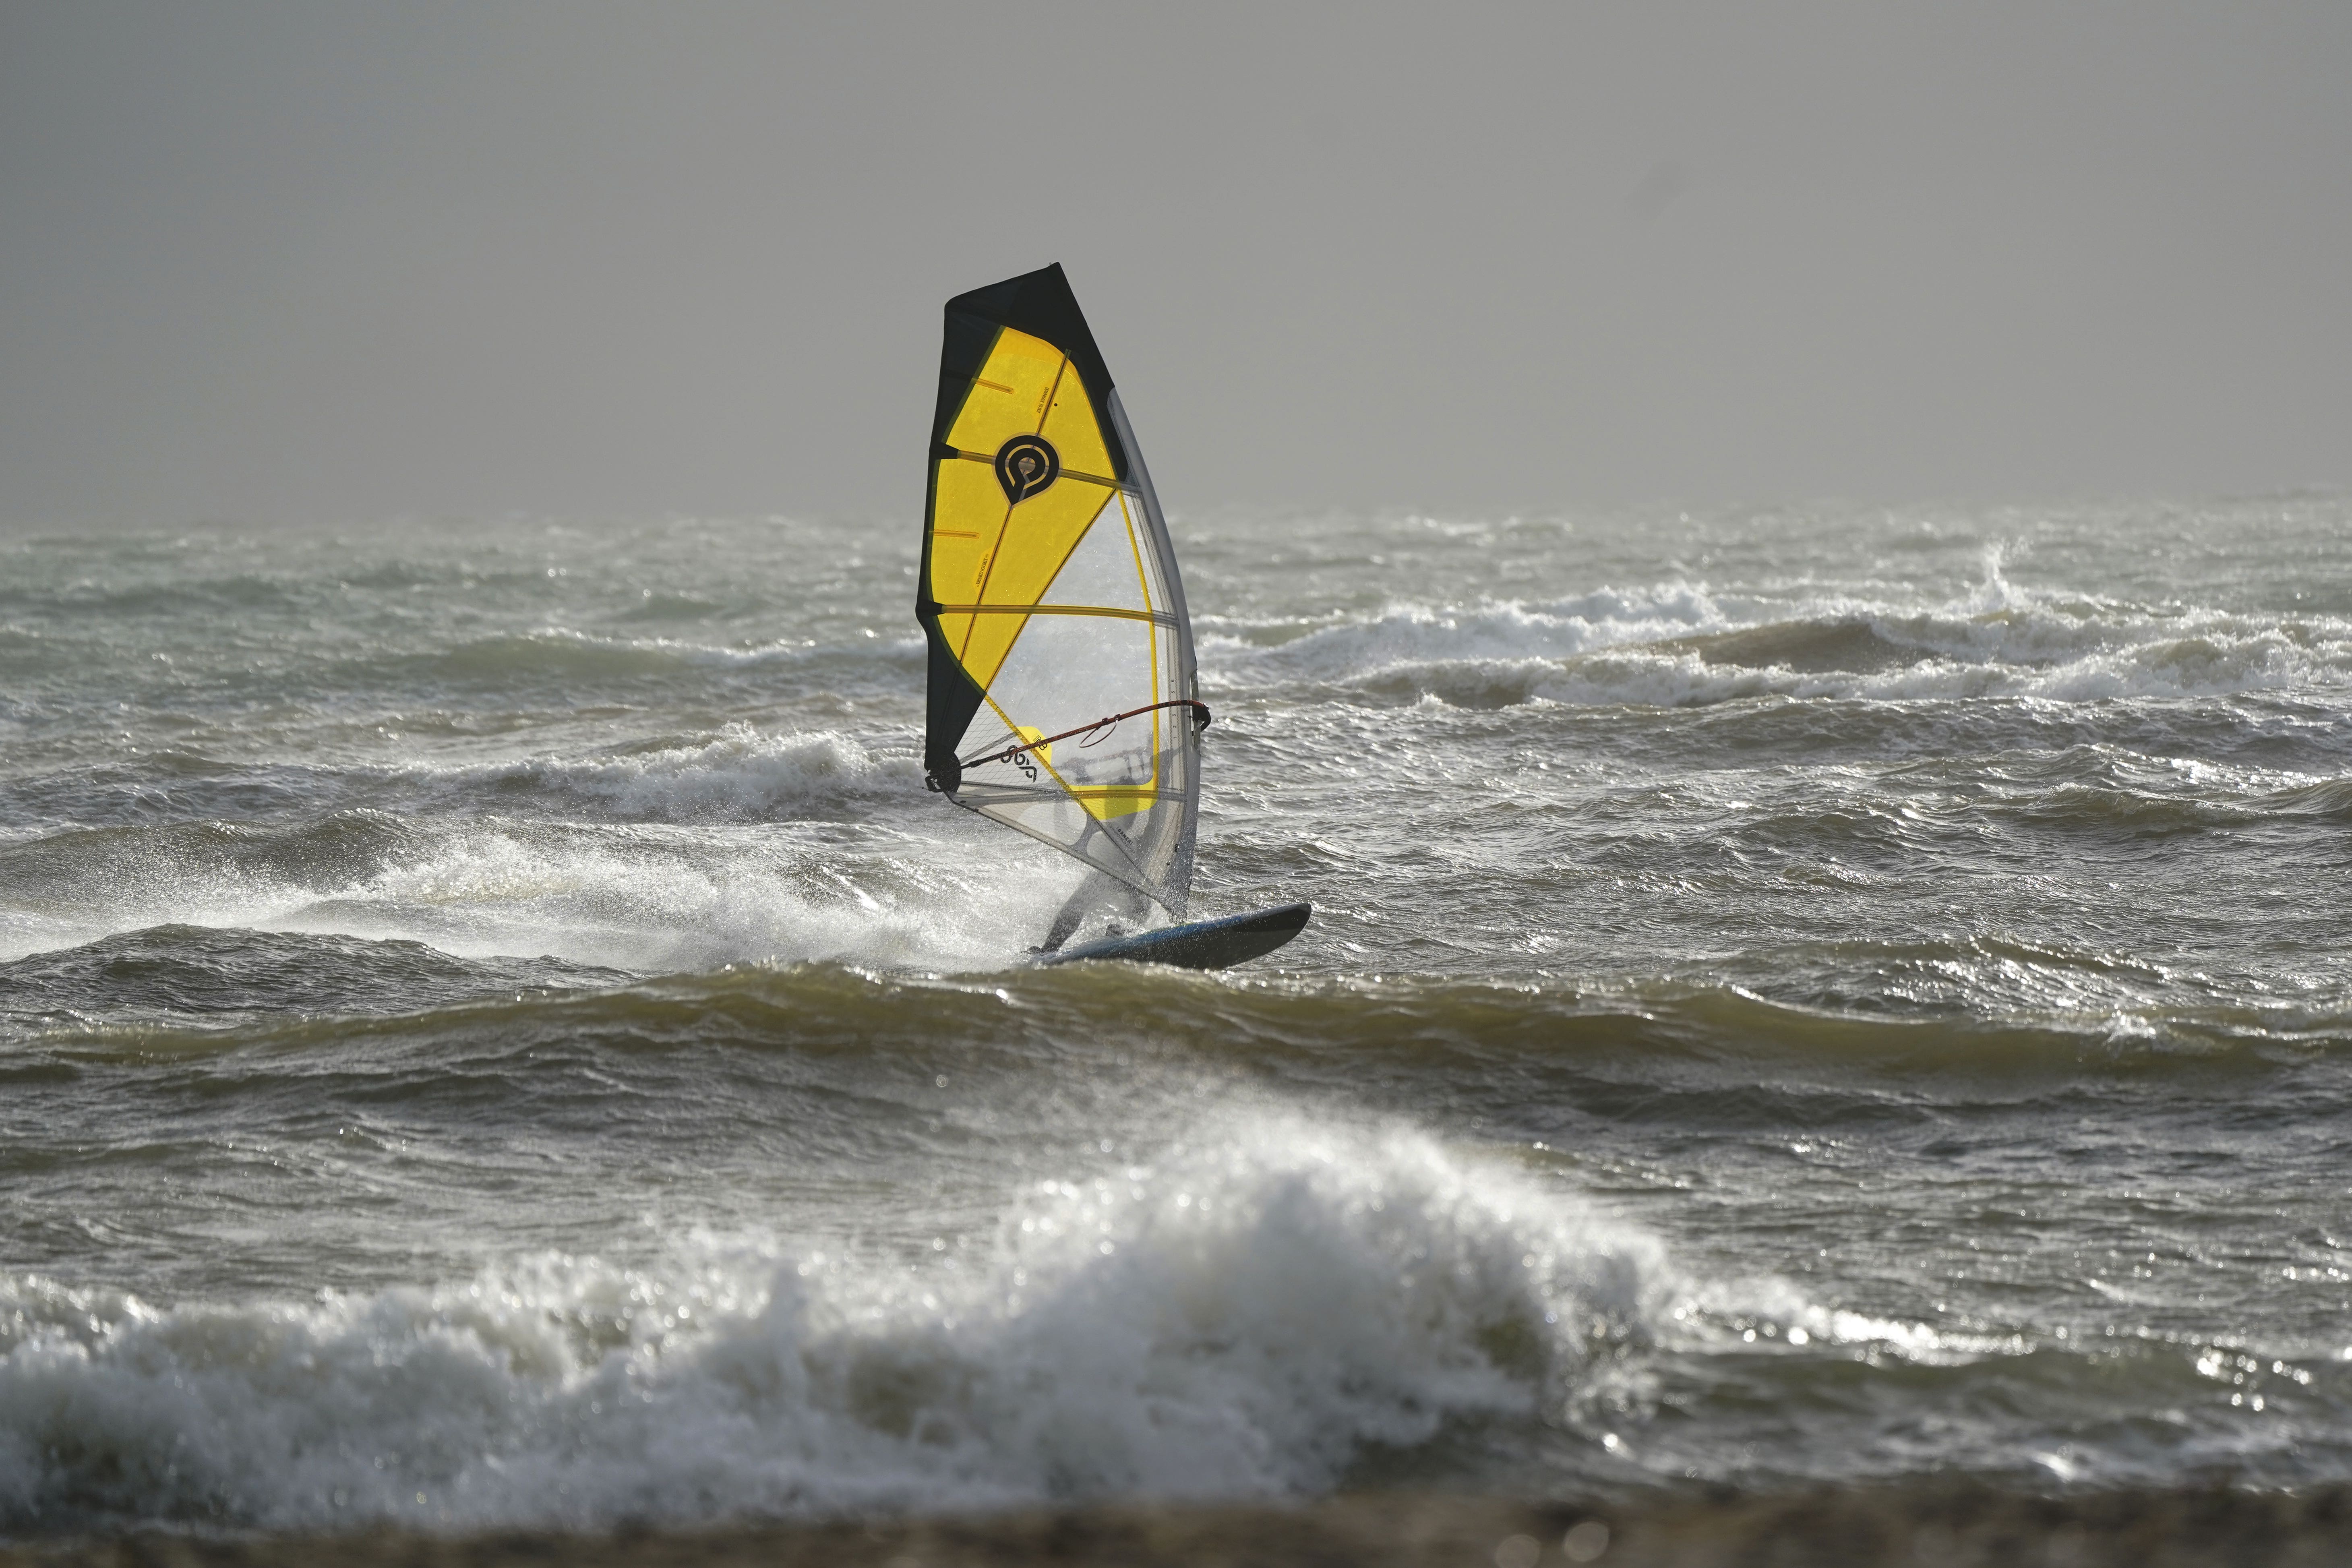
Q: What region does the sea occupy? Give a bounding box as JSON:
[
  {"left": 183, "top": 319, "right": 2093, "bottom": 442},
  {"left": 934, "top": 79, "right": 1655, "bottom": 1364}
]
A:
[{"left": 2, "top": 495, "right": 2350, "bottom": 1534}]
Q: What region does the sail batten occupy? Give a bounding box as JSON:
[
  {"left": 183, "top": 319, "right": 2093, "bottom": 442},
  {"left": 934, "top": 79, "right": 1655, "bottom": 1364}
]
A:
[
  {"left": 917, "top": 265, "right": 1202, "bottom": 919},
  {"left": 933, "top": 604, "right": 1177, "bottom": 624},
  {"left": 942, "top": 451, "right": 1121, "bottom": 488}
]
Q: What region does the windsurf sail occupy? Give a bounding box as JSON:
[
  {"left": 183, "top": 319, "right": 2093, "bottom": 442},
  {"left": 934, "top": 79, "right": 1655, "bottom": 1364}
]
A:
[{"left": 918, "top": 263, "right": 1204, "bottom": 922}]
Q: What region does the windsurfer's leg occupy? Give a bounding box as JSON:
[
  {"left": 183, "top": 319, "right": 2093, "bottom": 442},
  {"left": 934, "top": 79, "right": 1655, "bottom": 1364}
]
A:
[{"left": 1042, "top": 870, "right": 1149, "bottom": 952}]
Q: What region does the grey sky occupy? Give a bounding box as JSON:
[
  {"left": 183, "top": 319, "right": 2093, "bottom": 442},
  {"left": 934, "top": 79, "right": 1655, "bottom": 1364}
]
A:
[{"left": 2, "top": 2, "right": 2346, "bottom": 525}]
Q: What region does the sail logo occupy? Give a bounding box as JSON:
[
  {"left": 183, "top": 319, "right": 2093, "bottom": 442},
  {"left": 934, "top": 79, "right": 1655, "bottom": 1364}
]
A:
[
  {"left": 993, "top": 435, "right": 1060, "bottom": 504},
  {"left": 1006, "top": 725, "right": 1051, "bottom": 781}
]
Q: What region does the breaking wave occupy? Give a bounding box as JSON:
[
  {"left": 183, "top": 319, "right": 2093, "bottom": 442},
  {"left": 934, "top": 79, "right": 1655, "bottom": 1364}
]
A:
[
  {"left": 0, "top": 1119, "right": 1676, "bottom": 1532},
  {"left": 1208, "top": 569, "right": 2352, "bottom": 710}
]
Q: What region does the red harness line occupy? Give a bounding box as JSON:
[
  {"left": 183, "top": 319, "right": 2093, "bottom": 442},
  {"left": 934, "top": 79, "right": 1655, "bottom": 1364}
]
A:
[{"left": 962, "top": 698, "right": 1212, "bottom": 770}]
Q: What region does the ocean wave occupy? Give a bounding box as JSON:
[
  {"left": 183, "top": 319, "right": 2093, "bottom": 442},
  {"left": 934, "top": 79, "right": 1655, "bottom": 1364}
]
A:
[
  {"left": 303, "top": 629, "right": 919, "bottom": 700},
  {"left": 0, "top": 726, "right": 925, "bottom": 840},
  {"left": 1342, "top": 625, "right": 2347, "bottom": 710},
  {"left": 0, "top": 803, "right": 1070, "bottom": 974},
  {"left": 0, "top": 925, "right": 627, "bottom": 1026},
  {"left": 0, "top": 1119, "right": 1676, "bottom": 1531},
  {"left": 0, "top": 572, "right": 309, "bottom": 620},
  {"left": 1206, "top": 565, "right": 2352, "bottom": 708},
  {"left": 406, "top": 629, "right": 802, "bottom": 683},
  {"left": 435, "top": 725, "right": 919, "bottom": 822},
  {"left": 26, "top": 953, "right": 2347, "bottom": 1080},
  {"left": 1206, "top": 583, "right": 1735, "bottom": 685}
]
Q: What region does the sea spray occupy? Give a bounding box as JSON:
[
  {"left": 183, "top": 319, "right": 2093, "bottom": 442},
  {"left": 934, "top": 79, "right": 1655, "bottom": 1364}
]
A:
[{"left": 0, "top": 799, "right": 1064, "bottom": 972}]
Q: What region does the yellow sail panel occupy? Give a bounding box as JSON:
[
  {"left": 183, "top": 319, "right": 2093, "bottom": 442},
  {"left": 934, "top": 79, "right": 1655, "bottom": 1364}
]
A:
[
  {"left": 943, "top": 330, "right": 1060, "bottom": 455},
  {"left": 1071, "top": 786, "right": 1159, "bottom": 819},
  {"left": 1036, "top": 348, "right": 1117, "bottom": 480},
  {"left": 943, "top": 328, "right": 1117, "bottom": 478},
  {"left": 925, "top": 458, "right": 997, "bottom": 652},
  {"left": 929, "top": 327, "right": 1127, "bottom": 693},
  {"left": 952, "top": 485, "right": 1116, "bottom": 691}
]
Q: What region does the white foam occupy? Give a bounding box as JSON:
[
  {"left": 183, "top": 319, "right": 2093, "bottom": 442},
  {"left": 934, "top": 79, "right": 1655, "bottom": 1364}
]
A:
[
  {"left": 0, "top": 1117, "right": 1678, "bottom": 1531},
  {"left": 1533, "top": 625, "right": 2344, "bottom": 707},
  {"left": 1215, "top": 571, "right": 2352, "bottom": 708},
  {"left": 1216, "top": 583, "right": 1734, "bottom": 688},
  {"left": 275, "top": 820, "right": 1061, "bottom": 973},
  {"left": 0, "top": 817, "right": 1065, "bottom": 974}
]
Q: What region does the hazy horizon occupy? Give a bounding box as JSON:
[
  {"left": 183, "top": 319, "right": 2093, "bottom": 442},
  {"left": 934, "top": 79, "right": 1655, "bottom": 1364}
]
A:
[{"left": 4, "top": 1, "right": 2347, "bottom": 527}]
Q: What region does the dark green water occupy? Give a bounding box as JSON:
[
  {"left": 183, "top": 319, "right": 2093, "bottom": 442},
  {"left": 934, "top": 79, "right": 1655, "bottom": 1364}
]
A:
[{"left": 3, "top": 498, "right": 2350, "bottom": 1531}]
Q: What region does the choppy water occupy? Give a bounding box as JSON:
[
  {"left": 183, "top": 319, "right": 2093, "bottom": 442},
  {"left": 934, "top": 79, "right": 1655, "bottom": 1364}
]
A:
[{"left": 4, "top": 497, "right": 2352, "bottom": 1533}]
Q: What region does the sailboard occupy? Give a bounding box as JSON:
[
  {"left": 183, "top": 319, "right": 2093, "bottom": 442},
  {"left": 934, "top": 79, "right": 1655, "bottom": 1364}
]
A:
[{"left": 917, "top": 263, "right": 1308, "bottom": 968}]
